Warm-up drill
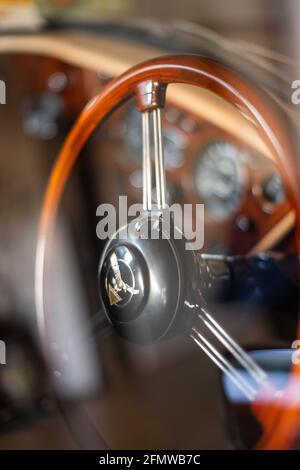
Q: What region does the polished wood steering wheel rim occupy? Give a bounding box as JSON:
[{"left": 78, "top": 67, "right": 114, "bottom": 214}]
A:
[{"left": 35, "top": 54, "right": 300, "bottom": 449}]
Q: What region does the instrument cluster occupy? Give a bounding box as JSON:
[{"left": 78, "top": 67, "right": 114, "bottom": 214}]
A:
[{"left": 96, "top": 99, "right": 291, "bottom": 255}]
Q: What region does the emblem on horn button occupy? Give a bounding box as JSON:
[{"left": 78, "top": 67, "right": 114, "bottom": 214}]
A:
[{"left": 105, "top": 252, "right": 139, "bottom": 307}]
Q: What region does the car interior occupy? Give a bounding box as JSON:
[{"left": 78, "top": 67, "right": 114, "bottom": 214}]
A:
[{"left": 0, "top": 0, "right": 300, "bottom": 451}]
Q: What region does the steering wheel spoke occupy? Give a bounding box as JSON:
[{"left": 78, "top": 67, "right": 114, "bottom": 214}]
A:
[
  {"left": 36, "top": 55, "right": 300, "bottom": 449},
  {"left": 139, "top": 80, "right": 167, "bottom": 210},
  {"left": 190, "top": 305, "right": 268, "bottom": 401}
]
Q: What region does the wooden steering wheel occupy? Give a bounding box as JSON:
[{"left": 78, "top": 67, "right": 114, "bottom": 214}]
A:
[{"left": 35, "top": 55, "right": 300, "bottom": 449}]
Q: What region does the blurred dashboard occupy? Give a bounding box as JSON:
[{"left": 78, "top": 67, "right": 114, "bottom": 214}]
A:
[{"left": 0, "top": 40, "right": 294, "bottom": 266}]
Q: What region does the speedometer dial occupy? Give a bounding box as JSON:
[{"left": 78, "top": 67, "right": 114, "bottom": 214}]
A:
[{"left": 194, "top": 140, "right": 247, "bottom": 220}]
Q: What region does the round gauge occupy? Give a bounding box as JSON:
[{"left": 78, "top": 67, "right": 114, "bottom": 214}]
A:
[
  {"left": 262, "top": 173, "right": 285, "bottom": 204},
  {"left": 194, "top": 140, "right": 247, "bottom": 219},
  {"left": 122, "top": 104, "right": 186, "bottom": 170}
]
